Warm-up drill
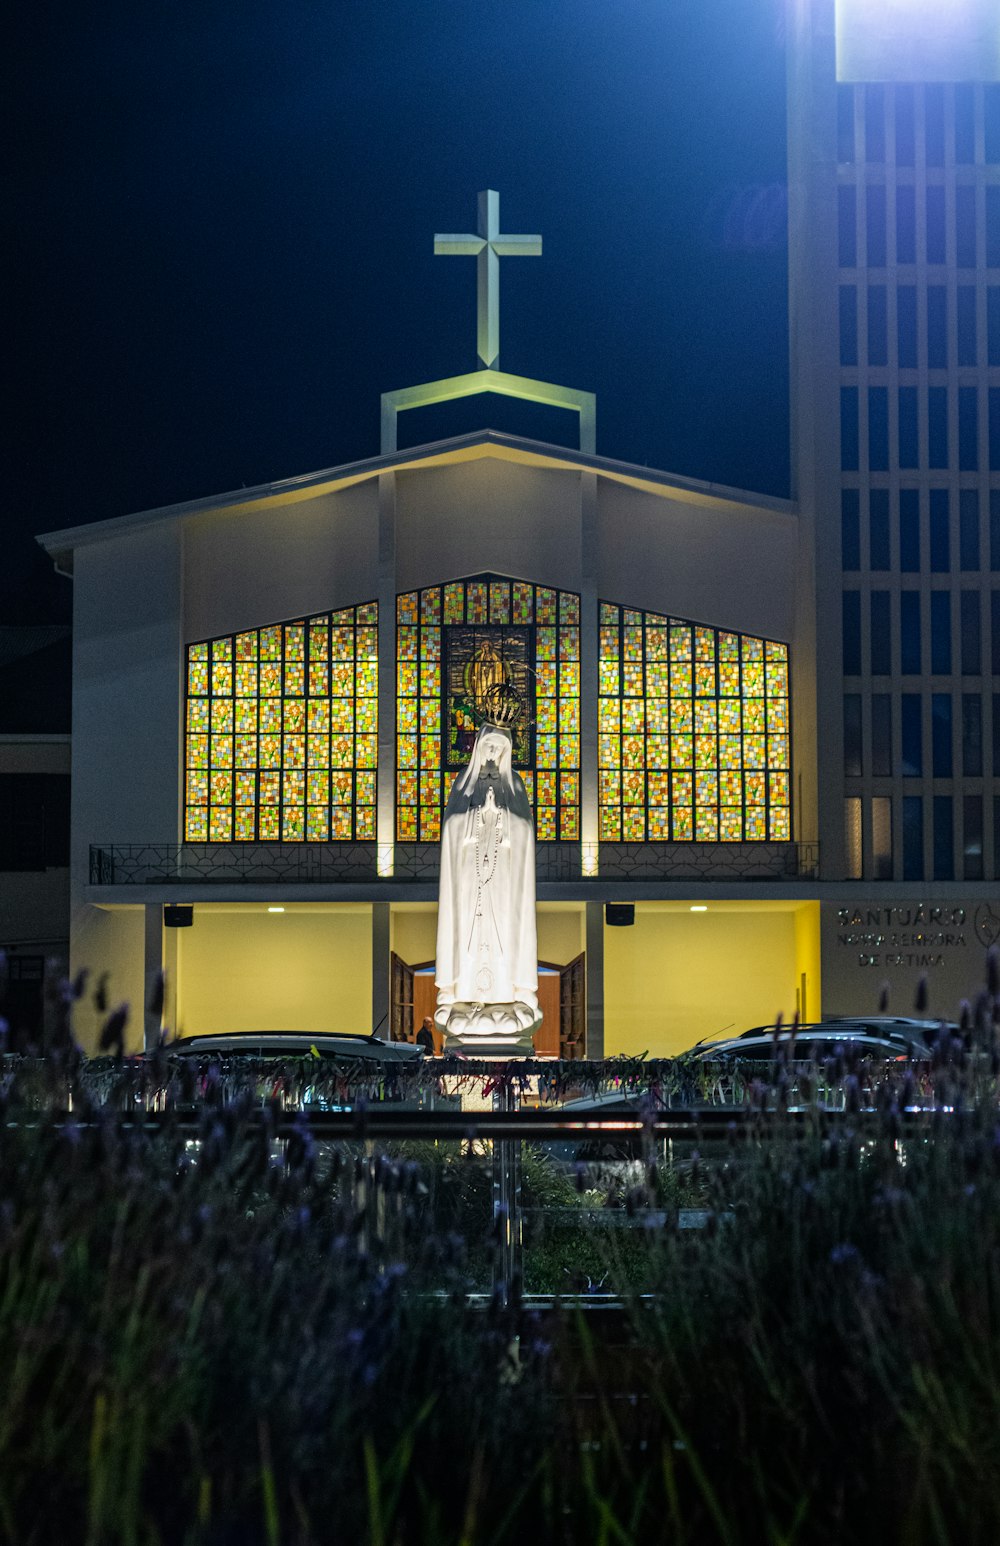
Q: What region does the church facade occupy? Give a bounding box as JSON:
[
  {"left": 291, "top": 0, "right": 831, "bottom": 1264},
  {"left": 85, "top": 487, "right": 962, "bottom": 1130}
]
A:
[
  {"left": 39, "top": 3, "right": 1000, "bottom": 1055},
  {"left": 42, "top": 428, "right": 819, "bottom": 1055}
]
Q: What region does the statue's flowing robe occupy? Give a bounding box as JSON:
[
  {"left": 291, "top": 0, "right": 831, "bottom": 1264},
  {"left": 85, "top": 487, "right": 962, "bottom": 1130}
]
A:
[{"left": 435, "top": 725, "right": 539, "bottom": 1012}]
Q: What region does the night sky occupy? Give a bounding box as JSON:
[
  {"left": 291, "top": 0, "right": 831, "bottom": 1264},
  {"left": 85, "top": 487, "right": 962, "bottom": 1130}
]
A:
[{"left": 10, "top": 0, "right": 789, "bottom": 623}]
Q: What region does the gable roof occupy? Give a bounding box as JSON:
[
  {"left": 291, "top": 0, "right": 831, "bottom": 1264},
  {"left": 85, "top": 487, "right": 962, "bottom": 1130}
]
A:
[{"left": 37, "top": 429, "right": 795, "bottom": 575}]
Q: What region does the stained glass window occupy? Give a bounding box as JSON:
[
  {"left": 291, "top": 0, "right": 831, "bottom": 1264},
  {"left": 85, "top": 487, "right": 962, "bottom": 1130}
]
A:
[
  {"left": 598, "top": 603, "right": 791, "bottom": 842},
  {"left": 396, "top": 575, "right": 581, "bottom": 843},
  {"left": 184, "top": 603, "right": 377, "bottom": 842}
]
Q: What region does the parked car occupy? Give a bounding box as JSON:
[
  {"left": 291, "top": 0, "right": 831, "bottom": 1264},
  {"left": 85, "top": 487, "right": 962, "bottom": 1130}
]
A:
[
  {"left": 153, "top": 1029, "right": 427, "bottom": 1114},
  {"left": 168, "top": 1030, "right": 424, "bottom": 1065},
  {"left": 689, "top": 1017, "right": 951, "bottom": 1062}
]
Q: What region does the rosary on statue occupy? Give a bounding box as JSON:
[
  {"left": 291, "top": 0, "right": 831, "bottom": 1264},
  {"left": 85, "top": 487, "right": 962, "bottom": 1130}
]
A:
[{"left": 470, "top": 794, "right": 504, "bottom": 995}]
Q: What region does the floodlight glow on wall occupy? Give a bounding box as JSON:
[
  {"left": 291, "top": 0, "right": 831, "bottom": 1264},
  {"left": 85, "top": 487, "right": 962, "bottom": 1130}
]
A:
[{"left": 836, "top": 0, "right": 1000, "bottom": 82}]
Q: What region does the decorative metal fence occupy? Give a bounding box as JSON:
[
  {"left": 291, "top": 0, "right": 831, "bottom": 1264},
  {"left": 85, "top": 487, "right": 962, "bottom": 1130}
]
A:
[{"left": 90, "top": 839, "right": 819, "bottom": 885}]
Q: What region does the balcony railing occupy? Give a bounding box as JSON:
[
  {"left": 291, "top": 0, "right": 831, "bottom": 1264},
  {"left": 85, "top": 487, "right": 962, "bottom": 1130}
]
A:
[
  {"left": 597, "top": 841, "right": 820, "bottom": 881},
  {"left": 90, "top": 840, "right": 820, "bottom": 886}
]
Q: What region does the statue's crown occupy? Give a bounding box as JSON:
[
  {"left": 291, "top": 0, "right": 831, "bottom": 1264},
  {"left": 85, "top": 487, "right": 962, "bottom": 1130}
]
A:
[{"left": 480, "top": 681, "right": 522, "bottom": 728}]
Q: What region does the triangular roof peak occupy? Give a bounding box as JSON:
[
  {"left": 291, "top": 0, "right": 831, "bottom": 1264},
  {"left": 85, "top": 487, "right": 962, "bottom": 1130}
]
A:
[{"left": 37, "top": 430, "right": 793, "bottom": 574}]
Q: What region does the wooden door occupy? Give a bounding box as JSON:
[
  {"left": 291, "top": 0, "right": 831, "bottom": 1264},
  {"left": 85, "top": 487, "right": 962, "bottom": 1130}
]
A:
[
  {"left": 390, "top": 952, "right": 414, "bottom": 1044},
  {"left": 533, "top": 968, "right": 562, "bottom": 1056},
  {"left": 559, "top": 952, "right": 586, "bottom": 1059}
]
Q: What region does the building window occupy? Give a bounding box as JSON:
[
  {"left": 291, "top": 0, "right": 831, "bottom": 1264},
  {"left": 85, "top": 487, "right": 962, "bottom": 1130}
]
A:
[
  {"left": 993, "top": 591, "right": 1000, "bottom": 673},
  {"left": 898, "top": 386, "right": 918, "bottom": 467},
  {"left": 899, "top": 489, "right": 920, "bottom": 572},
  {"left": 955, "top": 185, "right": 976, "bottom": 268},
  {"left": 396, "top": 577, "right": 580, "bottom": 843},
  {"left": 926, "top": 186, "right": 946, "bottom": 263},
  {"left": 869, "top": 490, "right": 890, "bottom": 570},
  {"left": 871, "top": 592, "right": 891, "bottom": 674},
  {"left": 925, "top": 85, "right": 945, "bottom": 167},
  {"left": 838, "top": 185, "right": 857, "bottom": 267},
  {"left": 866, "top": 184, "right": 887, "bottom": 266},
  {"left": 844, "top": 694, "right": 862, "bottom": 777},
  {"left": 864, "top": 85, "right": 885, "bottom": 163},
  {"left": 960, "top": 491, "right": 981, "bottom": 570},
  {"left": 845, "top": 797, "right": 862, "bottom": 880},
  {"left": 867, "top": 285, "right": 887, "bottom": 365},
  {"left": 988, "top": 289, "right": 1000, "bottom": 367},
  {"left": 931, "top": 694, "right": 953, "bottom": 778},
  {"left": 902, "top": 795, "right": 923, "bottom": 881},
  {"left": 0, "top": 774, "right": 70, "bottom": 870},
  {"left": 962, "top": 695, "right": 983, "bottom": 778},
  {"left": 868, "top": 387, "right": 889, "bottom": 471},
  {"left": 901, "top": 694, "right": 922, "bottom": 776},
  {"left": 597, "top": 607, "right": 790, "bottom": 843},
  {"left": 897, "top": 285, "right": 917, "bottom": 365},
  {"left": 841, "top": 386, "right": 859, "bottom": 470},
  {"left": 872, "top": 695, "right": 892, "bottom": 776},
  {"left": 842, "top": 490, "right": 861, "bottom": 571},
  {"left": 958, "top": 389, "right": 979, "bottom": 472},
  {"left": 896, "top": 188, "right": 916, "bottom": 264},
  {"left": 928, "top": 386, "right": 948, "bottom": 468},
  {"left": 933, "top": 796, "right": 954, "bottom": 881},
  {"left": 837, "top": 83, "right": 855, "bottom": 163},
  {"left": 987, "top": 187, "right": 1000, "bottom": 268},
  {"left": 843, "top": 592, "right": 862, "bottom": 674},
  {"left": 960, "top": 591, "right": 982, "bottom": 674},
  {"left": 184, "top": 603, "right": 378, "bottom": 843},
  {"left": 839, "top": 286, "right": 858, "bottom": 366},
  {"left": 963, "top": 795, "right": 984, "bottom": 881},
  {"left": 900, "top": 592, "right": 921, "bottom": 674},
  {"left": 957, "top": 286, "right": 977, "bottom": 366},
  {"left": 930, "top": 592, "right": 952, "bottom": 673},
  {"left": 894, "top": 86, "right": 915, "bottom": 167},
  {"left": 954, "top": 86, "right": 975, "bottom": 165},
  {"left": 926, "top": 286, "right": 947, "bottom": 368},
  {"left": 929, "top": 490, "right": 950, "bottom": 571},
  {"left": 986, "top": 85, "right": 1000, "bottom": 163},
  {"left": 872, "top": 795, "right": 892, "bottom": 880},
  {"left": 993, "top": 493, "right": 1000, "bottom": 571}
]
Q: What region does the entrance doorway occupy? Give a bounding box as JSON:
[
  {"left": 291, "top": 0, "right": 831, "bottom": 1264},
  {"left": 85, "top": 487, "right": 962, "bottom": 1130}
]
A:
[{"left": 390, "top": 950, "right": 585, "bottom": 1056}]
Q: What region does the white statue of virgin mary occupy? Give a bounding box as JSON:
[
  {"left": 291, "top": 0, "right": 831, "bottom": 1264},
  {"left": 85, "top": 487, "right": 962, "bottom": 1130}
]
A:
[{"left": 434, "top": 721, "right": 540, "bottom": 1049}]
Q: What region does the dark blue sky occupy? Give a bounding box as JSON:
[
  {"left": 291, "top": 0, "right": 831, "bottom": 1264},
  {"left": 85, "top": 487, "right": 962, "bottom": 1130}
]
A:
[{"left": 10, "top": 0, "right": 789, "bottom": 620}]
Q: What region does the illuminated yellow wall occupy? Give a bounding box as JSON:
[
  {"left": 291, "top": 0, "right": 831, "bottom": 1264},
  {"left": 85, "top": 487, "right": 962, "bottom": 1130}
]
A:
[
  {"left": 537, "top": 905, "right": 585, "bottom": 966},
  {"left": 604, "top": 902, "right": 820, "bottom": 1057},
  {"left": 794, "top": 902, "right": 822, "bottom": 1025},
  {"left": 175, "top": 906, "right": 372, "bottom": 1036},
  {"left": 389, "top": 903, "right": 584, "bottom": 970},
  {"left": 72, "top": 904, "right": 146, "bottom": 1055},
  {"left": 391, "top": 906, "right": 437, "bottom": 965}
]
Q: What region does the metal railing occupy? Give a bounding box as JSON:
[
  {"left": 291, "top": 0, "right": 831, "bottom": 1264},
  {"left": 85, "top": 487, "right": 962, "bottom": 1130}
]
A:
[
  {"left": 90, "top": 839, "right": 819, "bottom": 886},
  {"left": 596, "top": 841, "right": 820, "bottom": 880}
]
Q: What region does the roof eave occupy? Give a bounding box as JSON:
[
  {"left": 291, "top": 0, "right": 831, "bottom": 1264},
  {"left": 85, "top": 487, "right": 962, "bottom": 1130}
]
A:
[{"left": 36, "top": 429, "right": 796, "bottom": 568}]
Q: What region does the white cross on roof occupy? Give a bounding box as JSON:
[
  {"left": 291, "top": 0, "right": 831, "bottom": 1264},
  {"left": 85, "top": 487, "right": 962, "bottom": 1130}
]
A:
[{"left": 434, "top": 190, "right": 542, "bottom": 369}]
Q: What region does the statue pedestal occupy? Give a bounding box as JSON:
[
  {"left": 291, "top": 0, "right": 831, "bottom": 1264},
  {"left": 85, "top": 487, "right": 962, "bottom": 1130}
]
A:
[{"left": 435, "top": 1001, "right": 539, "bottom": 1059}]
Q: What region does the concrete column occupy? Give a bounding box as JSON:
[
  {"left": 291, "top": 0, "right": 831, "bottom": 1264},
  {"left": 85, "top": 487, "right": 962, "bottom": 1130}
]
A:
[
  {"left": 372, "top": 902, "right": 391, "bottom": 1037},
  {"left": 580, "top": 471, "right": 599, "bottom": 876},
  {"left": 161, "top": 916, "right": 181, "bottom": 1040},
  {"left": 585, "top": 900, "right": 604, "bottom": 1058},
  {"left": 376, "top": 472, "right": 397, "bottom": 875},
  {"left": 142, "top": 903, "right": 163, "bottom": 1051}
]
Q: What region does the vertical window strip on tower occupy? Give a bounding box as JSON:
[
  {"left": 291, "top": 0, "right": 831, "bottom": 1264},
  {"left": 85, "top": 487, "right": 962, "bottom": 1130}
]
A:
[
  {"left": 597, "top": 603, "right": 790, "bottom": 843},
  {"left": 184, "top": 603, "right": 378, "bottom": 842},
  {"left": 394, "top": 576, "right": 581, "bottom": 844}
]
